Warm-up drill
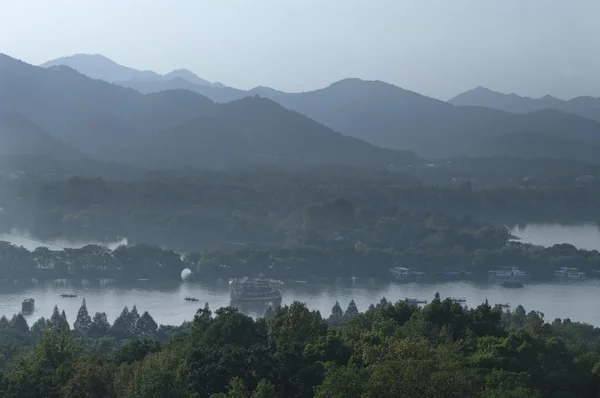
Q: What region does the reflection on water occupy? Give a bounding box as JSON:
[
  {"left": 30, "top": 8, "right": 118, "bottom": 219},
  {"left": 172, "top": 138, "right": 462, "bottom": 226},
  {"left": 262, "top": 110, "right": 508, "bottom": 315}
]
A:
[
  {"left": 0, "top": 228, "right": 127, "bottom": 251},
  {"left": 1, "top": 278, "right": 599, "bottom": 327},
  {"left": 509, "top": 223, "right": 600, "bottom": 251}
]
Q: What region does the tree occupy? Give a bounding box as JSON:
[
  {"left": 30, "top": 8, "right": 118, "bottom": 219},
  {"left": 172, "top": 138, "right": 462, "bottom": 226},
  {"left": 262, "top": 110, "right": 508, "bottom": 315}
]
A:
[
  {"left": 30, "top": 317, "right": 50, "bottom": 341},
  {"left": 130, "top": 305, "right": 141, "bottom": 332},
  {"left": 137, "top": 311, "right": 158, "bottom": 336},
  {"left": 252, "top": 379, "right": 277, "bottom": 398},
  {"left": 9, "top": 313, "right": 29, "bottom": 334},
  {"left": 49, "top": 305, "right": 69, "bottom": 330},
  {"left": 328, "top": 301, "right": 343, "bottom": 325},
  {"left": 74, "top": 299, "right": 92, "bottom": 333},
  {"left": 264, "top": 306, "right": 275, "bottom": 319},
  {"left": 343, "top": 300, "right": 359, "bottom": 321},
  {"left": 61, "top": 360, "right": 117, "bottom": 398},
  {"left": 89, "top": 312, "right": 110, "bottom": 337}
]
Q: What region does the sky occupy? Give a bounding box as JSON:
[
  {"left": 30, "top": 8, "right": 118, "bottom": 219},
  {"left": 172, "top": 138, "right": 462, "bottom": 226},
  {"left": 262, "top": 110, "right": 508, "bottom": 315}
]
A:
[{"left": 1, "top": 0, "right": 599, "bottom": 100}]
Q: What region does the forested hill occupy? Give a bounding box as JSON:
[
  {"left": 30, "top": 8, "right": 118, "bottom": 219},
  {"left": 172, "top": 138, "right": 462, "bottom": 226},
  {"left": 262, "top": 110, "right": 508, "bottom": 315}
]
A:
[
  {"left": 37, "top": 53, "right": 600, "bottom": 164},
  {"left": 0, "top": 297, "right": 599, "bottom": 396},
  {"left": 0, "top": 54, "right": 418, "bottom": 169}
]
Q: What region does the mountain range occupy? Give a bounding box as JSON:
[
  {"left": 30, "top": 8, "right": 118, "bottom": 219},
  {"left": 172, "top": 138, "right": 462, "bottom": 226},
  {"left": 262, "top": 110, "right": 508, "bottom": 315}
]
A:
[
  {"left": 3, "top": 52, "right": 600, "bottom": 169},
  {"left": 449, "top": 86, "right": 600, "bottom": 123},
  {"left": 1, "top": 54, "right": 418, "bottom": 170},
  {"left": 38, "top": 54, "right": 600, "bottom": 162}
]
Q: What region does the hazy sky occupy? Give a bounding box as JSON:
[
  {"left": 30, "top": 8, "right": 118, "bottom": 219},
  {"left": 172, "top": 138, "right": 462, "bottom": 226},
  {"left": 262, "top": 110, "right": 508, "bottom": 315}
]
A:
[{"left": 1, "top": 0, "right": 599, "bottom": 100}]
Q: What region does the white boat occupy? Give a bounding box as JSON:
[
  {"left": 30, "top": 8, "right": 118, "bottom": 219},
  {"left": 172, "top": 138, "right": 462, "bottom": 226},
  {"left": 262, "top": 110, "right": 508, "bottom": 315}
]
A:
[
  {"left": 488, "top": 266, "right": 528, "bottom": 280},
  {"left": 390, "top": 266, "right": 416, "bottom": 282},
  {"left": 404, "top": 297, "right": 427, "bottom": 304},
  {"left": 554, "top": 266, "right": 586, "bottom": 280}
]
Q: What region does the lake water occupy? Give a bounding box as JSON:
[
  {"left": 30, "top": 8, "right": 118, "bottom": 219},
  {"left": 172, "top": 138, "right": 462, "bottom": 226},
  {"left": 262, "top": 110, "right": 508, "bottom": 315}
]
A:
[
  {"left": 1, "top": 278, "right": 600, "bottom": 327},
  {"left": 0, "top": 229, "right": 128, "bottom": 251},
  {"left": 1, "top": 224, "right": 600, "bottom": 326},
  {"left": 509, "top": 223, "right": 600, "bottom": 251}
]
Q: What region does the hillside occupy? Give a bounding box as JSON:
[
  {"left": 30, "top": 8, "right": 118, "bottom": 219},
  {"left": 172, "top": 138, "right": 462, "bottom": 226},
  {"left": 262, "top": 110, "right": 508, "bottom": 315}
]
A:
[
  {"left": 40, "top": 54, "right": 162, "bottom": 82},
  {"left": 2, "top": 54, "right": 418, "bottom": 169},
  {"left": 0, "top": 112, "right": 83, "bottom": 159},
  {"left": 0, "top": 54, "right": 217, "bottom": 157},
  {"left": 117, "top": 96, "right": 420, "bottom": 169},
  {"left": 41, "top": 54, "right": 222, "bottom": 88},
  {"left": 261, "top": 79, "right": 600, "bottom": 159},
  {"left": 449, "top": 86, "right": 600, "bottom": 122},
  {"left": 468, "top": 131, "right": 600, "bottom": 165}
]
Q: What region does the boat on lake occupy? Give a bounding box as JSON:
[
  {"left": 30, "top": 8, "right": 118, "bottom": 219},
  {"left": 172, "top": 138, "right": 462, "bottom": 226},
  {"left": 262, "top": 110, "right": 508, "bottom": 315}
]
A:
[
  {"left": 60, "top": 293, "right": 77, "bottom": 298},
  {"left": 229, "top": 274, "right": 282, "bottom": 301},
  {"left": 184, "top": 297, "right": 199, "bottom": 302},
  {"left": 435, "top": 270, "right": 472, "bottom": 281},
  {"left": 389, "top": 266, "right": 417, "bottom": 283},
  {"left": 501, "top": 281, "right": 524, "bottom": 289},
  {"left": 488, "top": 266, "right": 528, "bottom": 280},
  {"left": 404, "top": 297, "right": 427, "bottom": 305},
  {"left": 22, "top": 298, "right": 34, "bottom": 313},
  {"left": 554, "top": 266, "right": 587, "bottom": 280},
  {"left": 495, "top": 303, "right": 511, "bottom": 309}
]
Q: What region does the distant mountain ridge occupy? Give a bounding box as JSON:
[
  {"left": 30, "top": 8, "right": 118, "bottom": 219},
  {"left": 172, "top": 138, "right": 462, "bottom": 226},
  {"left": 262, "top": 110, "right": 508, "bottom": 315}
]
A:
[
  {"left": 41, "top": 54, "right": 221, "bottom": 88},
  {"left": 19, "top": 53, "right": 600, "bottom": 166},
  {"left": 449, "top": 86, "right": 600, "bottom": 122},
  {"left": 1, "top": 53, "right": 418, "bottom": 170}
]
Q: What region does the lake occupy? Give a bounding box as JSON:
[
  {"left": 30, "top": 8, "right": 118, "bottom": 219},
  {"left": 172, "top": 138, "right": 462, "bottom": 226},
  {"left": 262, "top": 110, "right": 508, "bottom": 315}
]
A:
[
  {"left": 0, "top": 228, "right": 128, "bottom": 251},
  {"left": 509, "top": 223, "right": 600, "bottom": 251},
  {"left": 1, "top": 223, "right": 600, "bottom": 326},
  {"left": 1, "top": 278, "right": 600, "bottom": 327},
  {"left": 3, "top": 223, "right": 600, "bottom": 253}
]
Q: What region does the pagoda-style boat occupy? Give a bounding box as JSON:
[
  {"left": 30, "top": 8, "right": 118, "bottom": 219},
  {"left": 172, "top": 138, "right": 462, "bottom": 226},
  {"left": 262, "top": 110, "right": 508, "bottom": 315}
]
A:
[
  {"left": 22, "top": 298, "right": 35, "bottom": 313},
  {"left": 229, "top": 274, "right": 282, "bottom": 301}
]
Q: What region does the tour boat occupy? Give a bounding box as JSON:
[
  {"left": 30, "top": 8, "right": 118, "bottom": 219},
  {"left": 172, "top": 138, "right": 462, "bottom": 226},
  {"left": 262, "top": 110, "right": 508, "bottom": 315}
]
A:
[
  {"left": 488, "top": 266, "right": 528, "bottom": 280},
  {"left": 60, "top": 293, "right": 78, "bottom": 298},
  {"left": 554, "top": 266, "right": 587, "bottom": 280},
  {"left": 229, "top": 274, "right": 282, "bottom": 301},
  {"left": 184, "top": 297, "right": 199, "bottom": 302},
  {"left": 22, "top": 298, "right": 34, "bottom": 313},
  {"left": 389, "top": 266, "right": 417, "bottom": 283}
]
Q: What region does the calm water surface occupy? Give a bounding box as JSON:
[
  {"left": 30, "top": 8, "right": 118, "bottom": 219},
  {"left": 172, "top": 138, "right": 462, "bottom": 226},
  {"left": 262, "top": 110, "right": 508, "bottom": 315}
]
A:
[
  {"left": 1, "top": 279, "right": 599, "bottom": 327},
  {"left": 1, "top": 224, "right": 599, "bottom": 326},
  {"left": 509, "top": 223, "right": 600, "bottom": 251},
  {"left": 0, "top": 229, "right": 127, "bottom": 251}
]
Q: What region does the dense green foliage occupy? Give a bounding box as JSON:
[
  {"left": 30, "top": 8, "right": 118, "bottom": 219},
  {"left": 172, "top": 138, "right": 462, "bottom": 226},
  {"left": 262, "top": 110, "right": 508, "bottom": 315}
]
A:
[
  {"left": 0, "top": 242, "right": 184, "bottom": 280},
  {"left": 1, "top": 297, "right": 599, "bottom": 397},
  {"left": 3, "top": 169, "right": 600, "bottom": 280}
]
